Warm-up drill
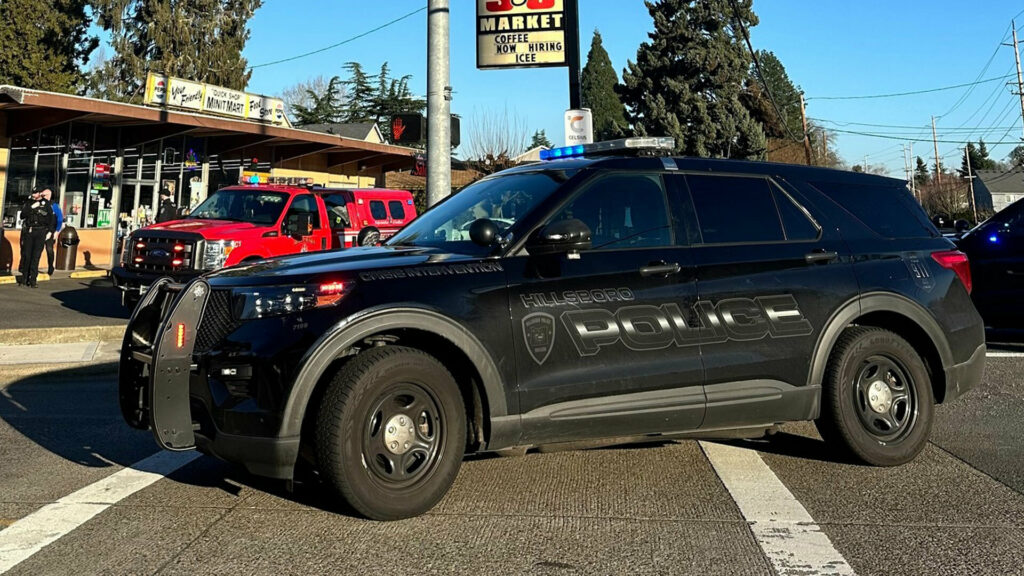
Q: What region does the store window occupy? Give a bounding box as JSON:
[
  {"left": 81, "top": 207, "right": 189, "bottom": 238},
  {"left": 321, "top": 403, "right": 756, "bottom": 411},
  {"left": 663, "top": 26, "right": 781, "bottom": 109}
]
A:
[{"left": 1, "top": 132, "right": 38, "bottom": 229}]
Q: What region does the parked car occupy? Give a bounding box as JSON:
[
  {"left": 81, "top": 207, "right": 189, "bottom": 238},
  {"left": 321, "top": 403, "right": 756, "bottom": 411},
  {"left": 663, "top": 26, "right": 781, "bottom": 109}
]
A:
[
  {"left": 957, "top": 197, "right": 1024, "bottom": 327},
  {"left": 112, "top": 185, "right": 416, "bottom": 306}
]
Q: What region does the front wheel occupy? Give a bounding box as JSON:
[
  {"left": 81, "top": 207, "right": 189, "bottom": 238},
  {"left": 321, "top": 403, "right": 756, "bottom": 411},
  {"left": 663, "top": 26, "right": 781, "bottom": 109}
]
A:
[
  {"left": 315, "top": 346, "right": 466, "bottom": 520},
  {"left": 815, "top": 327, "right": 934, "bottom": 466}
]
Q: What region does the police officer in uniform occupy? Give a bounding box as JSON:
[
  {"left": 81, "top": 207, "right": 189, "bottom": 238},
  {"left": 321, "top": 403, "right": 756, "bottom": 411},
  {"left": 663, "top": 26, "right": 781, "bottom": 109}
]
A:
[
  {"left": 156, "top": 188, "right": 177, "bottom": 223},
  {"left": 19, "top": 189, "right": 56, "bottom": 288}
]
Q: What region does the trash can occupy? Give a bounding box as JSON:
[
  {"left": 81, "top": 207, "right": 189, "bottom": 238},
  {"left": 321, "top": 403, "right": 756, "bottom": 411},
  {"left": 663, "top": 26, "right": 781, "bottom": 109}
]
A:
[{"left": 56, "top": 226, "right": 80, "bottom": 271}]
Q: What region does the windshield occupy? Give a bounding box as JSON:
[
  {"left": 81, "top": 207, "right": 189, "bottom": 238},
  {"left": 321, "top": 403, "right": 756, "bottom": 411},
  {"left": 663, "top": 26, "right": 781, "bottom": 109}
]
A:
[
  {"left": 189, "top": 188, "right": 289, "bottom": 225},
  {"left": 387, "top": 171, "right": 570, "bottom": 254}
]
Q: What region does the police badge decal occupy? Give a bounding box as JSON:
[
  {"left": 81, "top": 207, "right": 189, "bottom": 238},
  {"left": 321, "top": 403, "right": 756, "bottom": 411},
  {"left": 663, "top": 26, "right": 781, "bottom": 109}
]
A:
[{"left": 522, "top": 312, "right": 556, "bottom": 365}]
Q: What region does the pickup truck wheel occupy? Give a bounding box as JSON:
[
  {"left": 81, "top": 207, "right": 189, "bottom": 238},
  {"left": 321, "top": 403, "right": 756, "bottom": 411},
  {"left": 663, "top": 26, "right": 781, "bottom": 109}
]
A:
[
  {"left": 315, "top": 346, "right": 466, "bottom": 520},
  {"left": 815, "top": 327, "right": 934, "bottom": 466}
]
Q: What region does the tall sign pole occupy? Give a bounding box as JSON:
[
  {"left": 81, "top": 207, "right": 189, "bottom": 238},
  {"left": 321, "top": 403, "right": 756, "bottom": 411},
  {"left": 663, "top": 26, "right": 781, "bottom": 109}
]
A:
[
  {"left": 565, "top": 0, "right": 582, "bottom": 109},
  {"left": 427, "top": 0, "right": 452, "bottom": 208}
]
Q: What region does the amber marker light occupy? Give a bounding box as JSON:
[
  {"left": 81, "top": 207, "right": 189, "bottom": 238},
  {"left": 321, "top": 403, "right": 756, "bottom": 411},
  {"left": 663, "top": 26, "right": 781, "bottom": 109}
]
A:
[{"left": 176, "top": 323, "right": 186, "bottom": 348}]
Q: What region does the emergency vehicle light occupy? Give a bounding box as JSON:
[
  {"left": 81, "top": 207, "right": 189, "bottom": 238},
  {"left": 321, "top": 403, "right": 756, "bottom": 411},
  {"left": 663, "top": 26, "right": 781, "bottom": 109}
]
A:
[{"left": 539, "top": 137, "right": 676, "bottom": 161}]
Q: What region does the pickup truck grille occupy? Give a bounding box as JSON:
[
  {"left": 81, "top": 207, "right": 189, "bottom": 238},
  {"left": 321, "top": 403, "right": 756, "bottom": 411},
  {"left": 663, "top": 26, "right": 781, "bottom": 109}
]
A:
[
  {"left": 195, "top": 289, "right": 239, "bottom": 352},
  {"left": 128, "top": 235, "right": 197, "bottom": 273}
]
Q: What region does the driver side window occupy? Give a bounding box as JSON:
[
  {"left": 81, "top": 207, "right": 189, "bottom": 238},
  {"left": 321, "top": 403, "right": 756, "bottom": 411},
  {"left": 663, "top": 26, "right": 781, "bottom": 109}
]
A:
[
  {"left": 550, "top": 173, "right": 672, "bottom": 250},
  {"left": 287, "top": 194, "right": 320, "bottom": 227}
]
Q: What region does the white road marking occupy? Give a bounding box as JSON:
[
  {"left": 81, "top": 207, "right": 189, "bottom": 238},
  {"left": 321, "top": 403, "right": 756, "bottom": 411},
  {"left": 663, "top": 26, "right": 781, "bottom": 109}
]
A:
[
  {"left": 701, "top": 441, "right": 856, "bottom": 576},
  {"left": 986, "top": 351, "right": 1024, "bottom": 358},
  {"left": 0, "top": 450, "right": 200, "bottom": 574}
]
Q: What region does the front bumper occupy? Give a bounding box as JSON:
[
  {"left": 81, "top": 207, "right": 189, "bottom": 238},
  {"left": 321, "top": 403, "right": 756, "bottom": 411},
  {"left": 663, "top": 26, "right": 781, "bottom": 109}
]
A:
[
  {"left": 943, "top": 342, "right": 986, "bottom": 403},
  {"left": 118, "top": 277, "right": 299, "bottom": 480},
  {"left": 112, "top": 265, "right": 204, "bottom": 294}
]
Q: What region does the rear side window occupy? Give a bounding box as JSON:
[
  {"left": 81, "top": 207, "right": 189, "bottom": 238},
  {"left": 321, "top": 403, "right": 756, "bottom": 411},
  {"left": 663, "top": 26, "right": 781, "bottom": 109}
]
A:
[
  {"left": 774, "top": 189, "right": 820, "bottom": 241},
  {"left": 811, "top": 180, "right": 932, "bottom": 239},
  {"left": 369, "top": 200, "right": 388, "bottom": 221},
  {"left": 686, "top": 175, "right": 784, "bottom": 244},
  {"left": 388, "top": 200, "right": 406, "bottom": 220},
  {"left": 323, "top": 194, "right": 351, "bottom": 230}
]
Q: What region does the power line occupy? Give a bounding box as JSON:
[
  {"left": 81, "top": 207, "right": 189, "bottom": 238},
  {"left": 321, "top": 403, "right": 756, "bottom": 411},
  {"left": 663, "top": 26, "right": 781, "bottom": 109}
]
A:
[
  {"left": 827, "top": 126, "right": 1024, "bottom": 145},
  {"left": 812, "top": 117, "right": 1019, "bottom": 132},
  {"left": 808, "top": 73, "right": 1015, "bottom": 101},
  {"left": 248, "top": 7, "right": 426, "bottom": 69},
  {"left": 727, "top": 0, "right": 805, "bottom": 145}
]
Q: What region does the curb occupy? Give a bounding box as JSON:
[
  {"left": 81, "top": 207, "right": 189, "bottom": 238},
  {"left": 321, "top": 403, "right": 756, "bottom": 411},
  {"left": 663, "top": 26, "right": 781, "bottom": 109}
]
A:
[
  {"left": 1, "top": 360, "right": 119, "bottom": 381},
  {"left": 0, "top": 325, "right": 127, "bottom": 345},
  {"left": 70, "top": 270, "right": 110, "bottom": 279}
]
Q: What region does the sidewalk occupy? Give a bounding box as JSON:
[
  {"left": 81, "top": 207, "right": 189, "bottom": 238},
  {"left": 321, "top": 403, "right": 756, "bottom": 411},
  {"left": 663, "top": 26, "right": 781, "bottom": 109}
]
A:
[
  {"left": 0, "top": 340, "right": 121, "bottom": 381},
  {"left": 0, "top": 267, "right": 109, "bottom": 285}
]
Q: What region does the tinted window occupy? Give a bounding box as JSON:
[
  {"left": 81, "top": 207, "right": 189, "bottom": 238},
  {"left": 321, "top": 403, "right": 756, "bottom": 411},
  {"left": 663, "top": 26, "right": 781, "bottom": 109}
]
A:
[
  {"left": 775, "top": 189, "right": 819, "bottom": 241},
  {"left": 552, "top": 173, "right": 672, "bottom": 249},
  {"left": 370, "top": 200, "right": 388, "bottom": 221},
  {"left": 687, "top": 176, "right": 784, "bottom": 244},
  {"left": 811, "top": 180, "right": 932, "bottom": 239},
  {"left": 388, "top": 200, "right": 406, "bottom": 220},
  {"left": 323, "top": 194, "right": 351, "bottom": 230},
  {"left": 288, "top": 194, "right": 320, "bottom": 227}
]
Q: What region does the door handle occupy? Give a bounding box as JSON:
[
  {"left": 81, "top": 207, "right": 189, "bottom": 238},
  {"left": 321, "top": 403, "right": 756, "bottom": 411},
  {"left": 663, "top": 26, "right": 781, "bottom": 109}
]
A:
[
  {"left": 805, "top": 250, "right": 838, "bottom": 264},
  {"left": 640, "top": 261, "right": 681, "bottom": 277}
]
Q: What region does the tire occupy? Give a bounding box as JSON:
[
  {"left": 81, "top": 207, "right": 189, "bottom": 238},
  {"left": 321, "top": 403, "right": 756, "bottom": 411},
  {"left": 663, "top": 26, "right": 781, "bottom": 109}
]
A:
[
  {"left": 815, "top": 327, "right": 934, "bottom": 466},
  {"left": 315, "top": 346, "right": 466, "bottom": 520},
  {"left": 815, "top": 325, "right": 937, "bottom": 463}
]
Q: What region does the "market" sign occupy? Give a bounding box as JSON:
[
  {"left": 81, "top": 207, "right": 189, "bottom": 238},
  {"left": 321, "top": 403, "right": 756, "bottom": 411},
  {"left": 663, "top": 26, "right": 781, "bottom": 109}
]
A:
[{"left": 477, "top": 0, "right": 567, "bottom": 69}]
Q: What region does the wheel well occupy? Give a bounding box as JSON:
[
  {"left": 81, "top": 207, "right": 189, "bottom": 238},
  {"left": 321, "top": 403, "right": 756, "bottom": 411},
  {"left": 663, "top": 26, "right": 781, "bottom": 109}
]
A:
[
  {"left": 852, "top": 311, "right": 948, "bottom": 403},
  {"left": 298, "top": 328, "right": 491, "bottom": 462}
]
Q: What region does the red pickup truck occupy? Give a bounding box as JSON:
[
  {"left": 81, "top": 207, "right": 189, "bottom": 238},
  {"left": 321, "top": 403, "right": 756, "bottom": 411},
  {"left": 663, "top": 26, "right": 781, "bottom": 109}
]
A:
[{"left": 112, "top": 185, "right": 416, "bottom": 305}]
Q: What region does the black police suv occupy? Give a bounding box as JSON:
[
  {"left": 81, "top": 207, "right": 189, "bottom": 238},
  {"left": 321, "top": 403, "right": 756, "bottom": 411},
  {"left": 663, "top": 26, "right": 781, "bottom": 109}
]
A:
[
  {"left": 120, "top": 138, "right": 985, "bottom": 520},
  {"left": 957, "top": 197, "right": 1024, "bottom": 328}
]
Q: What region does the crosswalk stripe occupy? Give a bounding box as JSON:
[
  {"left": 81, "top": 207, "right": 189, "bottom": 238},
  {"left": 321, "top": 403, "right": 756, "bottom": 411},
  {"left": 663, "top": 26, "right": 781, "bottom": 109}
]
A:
[
  {"left": 0, "top": 450, "right": 200, "bottom": 574},
  {"left": 701, "top": 441, "right": 856, "bottom": 576}
]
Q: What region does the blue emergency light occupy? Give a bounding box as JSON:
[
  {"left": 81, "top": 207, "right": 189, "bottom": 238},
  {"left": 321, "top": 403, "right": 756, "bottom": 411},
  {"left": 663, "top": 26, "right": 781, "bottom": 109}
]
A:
[{"left": 540, "top": 137, "right": 676, "bottom": 161}]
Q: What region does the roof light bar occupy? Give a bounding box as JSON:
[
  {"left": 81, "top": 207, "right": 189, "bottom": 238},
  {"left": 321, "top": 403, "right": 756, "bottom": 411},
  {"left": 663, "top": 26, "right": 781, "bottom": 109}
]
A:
[{"left": 539, "top": 137, "right": 676, "bottom": 161}]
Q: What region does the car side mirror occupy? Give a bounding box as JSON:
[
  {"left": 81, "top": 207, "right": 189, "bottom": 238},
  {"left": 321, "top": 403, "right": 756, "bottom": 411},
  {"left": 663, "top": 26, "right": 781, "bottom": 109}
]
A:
[
  {"left": 283, "top": 213, "right": 313, "bottom": 238},
  {"left": 469, "top": 218, "right": 500, "bottom": 247},
  {"left": 526, "top": 218, "right": 592, "bottom": 256}
]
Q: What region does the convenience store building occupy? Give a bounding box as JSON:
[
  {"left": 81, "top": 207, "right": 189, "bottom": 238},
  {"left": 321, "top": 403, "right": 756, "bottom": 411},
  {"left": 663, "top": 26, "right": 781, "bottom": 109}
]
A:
[{"left": 0, "top": 86, "right": 415, "bottom": 272}]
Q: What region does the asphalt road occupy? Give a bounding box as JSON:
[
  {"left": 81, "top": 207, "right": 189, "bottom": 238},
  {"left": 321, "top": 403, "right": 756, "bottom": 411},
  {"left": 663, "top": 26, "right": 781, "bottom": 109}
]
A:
[
  {"left": 1, "top": 354, "right": 1022, "bottom": 576},
  {"left": 0, "top": 278, "right": 129, "bottom": 331}
]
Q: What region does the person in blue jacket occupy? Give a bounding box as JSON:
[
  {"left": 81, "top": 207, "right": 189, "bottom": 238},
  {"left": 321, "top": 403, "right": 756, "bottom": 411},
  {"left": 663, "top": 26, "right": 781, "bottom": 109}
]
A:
[{"left": 42, "top": 189, "right": 63, "bottom": 275}]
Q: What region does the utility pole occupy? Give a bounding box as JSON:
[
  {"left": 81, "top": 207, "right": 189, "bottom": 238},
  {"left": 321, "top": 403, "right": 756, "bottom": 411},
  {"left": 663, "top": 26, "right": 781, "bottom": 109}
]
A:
[
  {"left": 800, "top": 94, "right": 812, "bottom": 165},
  {"left": 1012, "top": 21, "right": 1024, "bottom": 140},
  {"left": 426, "top": 0, "right": 451, "bottom": 208},
  {"left": 821, "top": 129, "right": 828, "bottom": 162},
  {"left": 909, "top": 141, "right": 918, "bottom": 201},
  {"left": 565, "top": 0, "right": 582, "bottom": 109},
  {"left": 903, "top": 144, "right": 911, "bottom": 187},
  {"left": 932, "top": 116, "right": 942, "bottom": 185},
  {"left": 965, "top": 144, "right": 979, "bottom": 223}
]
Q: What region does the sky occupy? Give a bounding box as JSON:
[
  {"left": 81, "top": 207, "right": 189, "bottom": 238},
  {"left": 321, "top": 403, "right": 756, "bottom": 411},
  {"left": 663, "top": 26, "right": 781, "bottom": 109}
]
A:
[{"left": 225, "top": 1, "right": 1024, "bottom": 177}]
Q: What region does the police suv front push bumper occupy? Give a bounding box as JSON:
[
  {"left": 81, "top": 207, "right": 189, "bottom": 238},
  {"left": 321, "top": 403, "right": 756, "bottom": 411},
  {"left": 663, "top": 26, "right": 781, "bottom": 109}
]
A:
[{"left": 118, "top": 277, "right": 299, "bottom": 479}]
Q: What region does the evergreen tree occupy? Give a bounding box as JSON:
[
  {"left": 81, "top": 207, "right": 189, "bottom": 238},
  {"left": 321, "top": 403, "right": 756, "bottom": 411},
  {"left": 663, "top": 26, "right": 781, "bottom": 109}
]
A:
[
  {"left": 741, "top": 50, "right": 801, "bottom": 140},
  {"left": 1009, "top": 145, "right": 1024, "bottom": 168},
  {"left": 530, "top": 130, "right": 553, "bottom": 149},
  {"left": 91, "top": 0, "right": 262, "bottom": 102},
  {"left": 369, "top": 63, "right": 426, "bottom": 140},
  {"left": 960, "top": 139, "right": 998, "bottom": 176},
  {"left": 341, "top": 62, "right": 376, "bottom": 123},
  {"left": 581, "top": 30, "right": 627, "bottom": 141},
  {"left": 291, "top": 76, "right": 344, "bottom": 126},
  {"left": 0, "top": 0, "right": 97, "bottom": 93},
  {"left": 915, "top": 156, "right": 930, "bottom": 186},
  {"left": 618, "top": 0, "right": 766, "bottom": 159}
]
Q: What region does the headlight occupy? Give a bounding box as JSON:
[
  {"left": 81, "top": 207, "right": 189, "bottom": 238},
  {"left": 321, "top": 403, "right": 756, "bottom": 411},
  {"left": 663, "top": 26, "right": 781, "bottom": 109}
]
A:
[
  {"left": 202, "top": 240, "right": 241, "bottom": 270},
  {"left": 233, "top": 281, "right": 348, "bottom": 319}
]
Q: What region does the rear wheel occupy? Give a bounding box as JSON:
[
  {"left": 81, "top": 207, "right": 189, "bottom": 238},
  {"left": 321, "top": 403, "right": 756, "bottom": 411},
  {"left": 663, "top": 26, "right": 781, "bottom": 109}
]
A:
[
  {"left": 815, "top": 327, "right": 934, "bottom": 466},
  {"left": 315, "top": 346, "right": 466, "bottom": 520}
]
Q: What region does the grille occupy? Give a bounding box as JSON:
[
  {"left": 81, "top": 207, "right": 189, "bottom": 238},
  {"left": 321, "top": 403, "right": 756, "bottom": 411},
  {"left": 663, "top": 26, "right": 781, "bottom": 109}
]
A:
[
  {"left": 129, "top": 236, "right": 196, "bottom": 273},
  {"left": 195, "top": 290, "right": 239, "bottom": 352}
]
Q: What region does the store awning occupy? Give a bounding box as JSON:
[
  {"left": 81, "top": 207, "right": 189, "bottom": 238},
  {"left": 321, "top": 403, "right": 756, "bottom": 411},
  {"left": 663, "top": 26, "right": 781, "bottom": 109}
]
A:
[{"left": 0, "top": 86, "right": 416, "bottom": 173}]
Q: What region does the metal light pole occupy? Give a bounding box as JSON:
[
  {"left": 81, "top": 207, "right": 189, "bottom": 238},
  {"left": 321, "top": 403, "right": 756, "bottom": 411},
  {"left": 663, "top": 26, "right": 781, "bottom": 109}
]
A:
[{"left": 427, "top": 0, "right": 451, "bottom": 208}]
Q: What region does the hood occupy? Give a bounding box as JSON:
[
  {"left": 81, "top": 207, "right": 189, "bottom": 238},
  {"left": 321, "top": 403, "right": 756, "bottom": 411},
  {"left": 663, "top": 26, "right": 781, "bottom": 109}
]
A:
[
  {"left": 205, "top": 246, "right": 486, "bottom": 287},
  {"left": 144, "top": 219, "right": 261, "bottom": 235}
]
